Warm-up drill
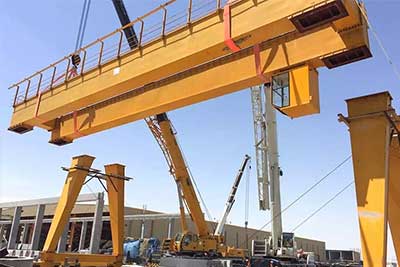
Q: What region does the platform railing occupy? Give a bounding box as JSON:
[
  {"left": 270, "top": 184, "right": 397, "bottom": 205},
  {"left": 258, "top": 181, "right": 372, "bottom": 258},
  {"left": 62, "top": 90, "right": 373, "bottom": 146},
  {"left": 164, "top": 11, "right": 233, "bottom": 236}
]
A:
[{"left": 9, "top": 0, "right": 230, "bottom": 107}]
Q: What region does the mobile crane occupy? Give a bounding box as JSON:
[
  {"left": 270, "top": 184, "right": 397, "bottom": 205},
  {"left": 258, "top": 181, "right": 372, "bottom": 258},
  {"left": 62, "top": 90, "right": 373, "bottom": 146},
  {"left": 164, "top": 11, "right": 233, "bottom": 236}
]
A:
[
  {"left": 251, "top": 83, "right": 300, "bottom": 263},
  {"left": 146, "top": 113, "right": 245, "bottom": 259}
]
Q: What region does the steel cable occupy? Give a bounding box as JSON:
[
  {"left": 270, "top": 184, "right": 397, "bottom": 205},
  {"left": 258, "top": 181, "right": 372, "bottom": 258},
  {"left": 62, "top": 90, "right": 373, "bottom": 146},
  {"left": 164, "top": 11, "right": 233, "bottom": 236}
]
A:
[
  {"left": 239, "top": 155, "right": 352, "bottom": 247},
  {"left": 291, "top": 180, "right": 354, "bottom": 232}
]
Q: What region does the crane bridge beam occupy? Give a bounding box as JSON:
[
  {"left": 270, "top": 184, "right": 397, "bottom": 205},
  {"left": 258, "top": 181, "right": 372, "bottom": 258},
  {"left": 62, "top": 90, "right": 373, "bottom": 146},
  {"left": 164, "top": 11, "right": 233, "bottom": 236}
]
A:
[
  {"left": 8, "top": 0, "right": 368, "bottom": 135},
  {"left": 49, "top": 24, "right": 368, "bottom": 144}
]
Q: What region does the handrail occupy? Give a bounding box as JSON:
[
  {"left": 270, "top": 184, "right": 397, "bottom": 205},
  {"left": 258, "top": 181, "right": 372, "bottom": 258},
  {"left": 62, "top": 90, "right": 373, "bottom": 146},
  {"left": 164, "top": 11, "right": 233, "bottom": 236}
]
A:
[
  {"left": 8, "top": 0, "right": 177, "bottom": 90},
  {"left": 8, "top": 0, "right": 231, "bottom": 107}
]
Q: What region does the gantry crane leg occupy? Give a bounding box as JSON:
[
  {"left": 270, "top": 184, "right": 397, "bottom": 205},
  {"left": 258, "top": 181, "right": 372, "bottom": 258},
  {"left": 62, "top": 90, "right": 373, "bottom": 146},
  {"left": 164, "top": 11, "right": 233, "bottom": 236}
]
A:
[
  {"left": 39, "top": 156, "right": 128, "bottom": 267},
  {"left": 389, "top": 140, "right": 400, "bottom": 261},
  {"left": 340, "top": 92, "right": 400, "bottom": 267},
  {"left": 105, "top": 163, "right": 126, "bottom": 265},
  {"left": 41, "top": 155, "right": 95, "bottom": 256}
]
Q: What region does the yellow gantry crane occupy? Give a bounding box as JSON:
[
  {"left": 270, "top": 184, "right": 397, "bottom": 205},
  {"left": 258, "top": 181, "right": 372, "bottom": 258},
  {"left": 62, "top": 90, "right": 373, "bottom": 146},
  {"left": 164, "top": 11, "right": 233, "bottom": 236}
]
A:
[{"left": 7, "top": 0, "right": 390, "bottom": 265}]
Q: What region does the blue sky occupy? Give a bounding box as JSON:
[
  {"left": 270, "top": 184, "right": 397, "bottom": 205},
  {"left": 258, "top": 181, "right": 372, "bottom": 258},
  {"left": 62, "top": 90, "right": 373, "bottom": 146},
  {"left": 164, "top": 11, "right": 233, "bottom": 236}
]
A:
[{"left": 0, "top": 0, "right": 399, "bottom": 262}]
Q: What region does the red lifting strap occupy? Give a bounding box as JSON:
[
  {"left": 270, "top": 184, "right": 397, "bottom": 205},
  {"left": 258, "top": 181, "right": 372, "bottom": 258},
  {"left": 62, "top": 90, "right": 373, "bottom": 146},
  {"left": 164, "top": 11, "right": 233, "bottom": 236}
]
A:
[
  {"left": 73, "top": 110, "right": 84, "bottom": 137},
  {"left": 253, "top": 43, "right": 268, "bottom": 83},
  {"left": 223, "top": 2, "right": 241, "bottom": 52}
]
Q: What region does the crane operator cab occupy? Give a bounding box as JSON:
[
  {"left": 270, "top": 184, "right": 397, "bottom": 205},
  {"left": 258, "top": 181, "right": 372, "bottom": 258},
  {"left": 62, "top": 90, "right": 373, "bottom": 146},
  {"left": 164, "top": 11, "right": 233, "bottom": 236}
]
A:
[
  {"left": 267, "top": 232, "right": 296, "bottom": 258},
  {"left": 162, "top": 232, "right": 245, "bottom": 258},
  {"left": 163, "top": 232, "right": 218, "bottom": 257}
]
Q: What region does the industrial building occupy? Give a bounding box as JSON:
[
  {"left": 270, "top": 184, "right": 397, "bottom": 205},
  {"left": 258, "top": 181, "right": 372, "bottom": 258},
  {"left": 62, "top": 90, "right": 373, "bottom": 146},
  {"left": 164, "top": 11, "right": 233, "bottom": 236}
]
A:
[{"left": 0, "top": 194, "right": 326, "bottom": 262}]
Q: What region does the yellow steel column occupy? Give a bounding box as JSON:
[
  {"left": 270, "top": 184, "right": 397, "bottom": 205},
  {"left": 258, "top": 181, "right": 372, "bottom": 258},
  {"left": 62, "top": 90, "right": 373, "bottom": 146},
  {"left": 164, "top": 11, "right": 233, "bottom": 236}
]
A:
[
  {"left": 42, "top": 155, "right": 95, "bottom": 253},
  {"left": 343, "top": 92, "right": 392, "bottom": 267},
  {"left": 389, "top": 139, "right": 400, "bottom": 261},
  {"left": 104, "top": 163, "right": 125, "bottom": 267}
]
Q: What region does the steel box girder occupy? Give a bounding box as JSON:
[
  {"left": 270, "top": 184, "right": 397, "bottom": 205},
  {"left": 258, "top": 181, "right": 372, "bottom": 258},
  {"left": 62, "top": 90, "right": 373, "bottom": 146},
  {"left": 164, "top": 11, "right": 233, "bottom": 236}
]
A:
[
  {"left": 50, "top": 23, "right": 369, "bottom": 143},
  {"left": 10, "top": 0, "right": 364, "bottom": 131}
]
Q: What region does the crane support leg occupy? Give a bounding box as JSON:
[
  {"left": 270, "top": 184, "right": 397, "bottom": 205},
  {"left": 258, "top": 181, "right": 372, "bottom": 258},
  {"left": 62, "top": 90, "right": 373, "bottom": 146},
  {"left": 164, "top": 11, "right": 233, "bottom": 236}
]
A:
[
  {"left": 105, "top": 163, "right": 125, "bottom": 265},
  {"left": 39, "top": 156, "right": 129, "bottom": 267},
  {"left": 389, "top": 140, "right": 400, "bottom": 261},
  {"left": 42, "top": 155, "right": 95, "bottom": 254},
  {"left": 339, "top": 91, "right": 400, "bottom": 267}
]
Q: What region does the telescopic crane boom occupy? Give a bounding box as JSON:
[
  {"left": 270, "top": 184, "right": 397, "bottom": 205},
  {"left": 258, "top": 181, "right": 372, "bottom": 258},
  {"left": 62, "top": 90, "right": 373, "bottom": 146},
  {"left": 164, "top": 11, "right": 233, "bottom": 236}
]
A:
[
  {"left": 214, "top": 154, "right": 251, "bottom": 236},
  {"left": 153, "top": 113, "right": 209, "bottom": 237},
  {"left": 147, "top": 113, "right": 244, "bottom": 257}
]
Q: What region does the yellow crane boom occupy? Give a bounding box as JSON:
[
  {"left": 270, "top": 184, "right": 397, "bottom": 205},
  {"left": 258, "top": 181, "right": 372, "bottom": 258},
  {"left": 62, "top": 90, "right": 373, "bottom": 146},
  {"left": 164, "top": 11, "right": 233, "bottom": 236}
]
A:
[
  {"left": 146, "top": 113, "right": 244, "bottom": 258},
  {"left": 150, "top": 113, "right": 209, "bottom": 237}
]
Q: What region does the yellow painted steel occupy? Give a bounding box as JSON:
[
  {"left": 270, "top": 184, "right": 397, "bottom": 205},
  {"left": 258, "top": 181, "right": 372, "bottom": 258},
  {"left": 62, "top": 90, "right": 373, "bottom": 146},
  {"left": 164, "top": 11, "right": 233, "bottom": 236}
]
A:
[
  {"left": 10, "top": 0, "right": 368, "bottom": 132},
  {"left": 281, "top": 65, "right": 319, "bottom": 118},
  {"left": 39, "top": 253, "right": 121, "bottom": 267},
  {"left": 49, "top": 22, "right": 369, "bottom": 143},
  {"left": 39, "top": 156, "right": 128, "bottom": 267},
  {"left": 388, "top": 139, "right": 400, "bottom": 261},
  {"left": 104, "top": 163, "right": 125, "bottom": 264},
  {"left": 157, "top": 115, "right": 209, "bottom": 237},
  {"left": 41, "top": 155, "right": 95, "bottom": 253},
  {"left": 343, "top": 92, "right": 392, "bottom": 267},
  {"left": 155, "top": 114, "right": 244, "bottom": 257}
]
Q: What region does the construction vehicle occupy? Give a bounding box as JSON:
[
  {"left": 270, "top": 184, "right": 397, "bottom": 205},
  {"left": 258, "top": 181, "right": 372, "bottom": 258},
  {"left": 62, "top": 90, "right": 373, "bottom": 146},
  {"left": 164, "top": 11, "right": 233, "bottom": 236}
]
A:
[
  {"left": 250, "top": 82, "right": 318, "bottom": 266},
  {"left": 146, "top": 113, "right": 245, "bottom": 259},
  {"left": 251, "top": 82, "right": 290, "bottom": 258}
]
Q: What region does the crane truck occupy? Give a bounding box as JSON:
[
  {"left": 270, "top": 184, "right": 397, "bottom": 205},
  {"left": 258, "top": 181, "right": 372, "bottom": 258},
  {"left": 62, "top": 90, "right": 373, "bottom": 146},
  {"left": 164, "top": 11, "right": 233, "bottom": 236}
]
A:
[
  {"left": 251, "top": 83, "right": 316, "bottom": 266},
  {"left": 146, "top": 113, "right": 245, "bottom": 259}
]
